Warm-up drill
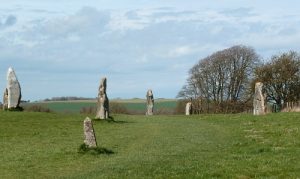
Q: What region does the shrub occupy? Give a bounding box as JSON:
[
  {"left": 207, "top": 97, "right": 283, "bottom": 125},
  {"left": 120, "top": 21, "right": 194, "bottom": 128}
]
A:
[
  {"left": 174, "top": 99, "right": 253, "bottom": 114},
  {"left": 109, "top": 102, "right": 129, "bottom": 114},
  {"left": 80, "top": 106, "right": 97, "bottom": 115},
  {"left": 80, "top": 102, "right": 129, "bottom": 115},
  {"left": 23, "top": 105, "right": 51, "bottom": 113},
  {"left": 6, "top": 106, "right": 24, "bottom": 112},
  {"left": 174, "top": 100, "right": 187, "bottom": 115},
  {"left": 155, "top": 108, "right": 174, "bottom": 115}
]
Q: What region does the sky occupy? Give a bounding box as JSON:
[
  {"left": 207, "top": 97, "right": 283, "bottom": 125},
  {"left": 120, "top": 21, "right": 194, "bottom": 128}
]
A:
[{"left": 1, "top": 0, "right": 300, "bottom": 101}]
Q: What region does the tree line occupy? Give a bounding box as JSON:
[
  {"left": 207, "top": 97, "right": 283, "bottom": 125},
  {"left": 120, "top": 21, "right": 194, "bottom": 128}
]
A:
[
  {"left": 43, "top": 96, "right": 96, "bottom": 101},
  {"left": 177, "top": 45, "right": 300, "bottom": 113}
]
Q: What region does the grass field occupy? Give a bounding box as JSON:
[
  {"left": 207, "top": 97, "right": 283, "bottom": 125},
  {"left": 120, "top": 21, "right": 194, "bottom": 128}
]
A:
[
  {"left": 1, "top": 111, "right": 300, "bottom": 178},
  {"left": 23, "top": 99, "right": 177, "bottom": 114}
]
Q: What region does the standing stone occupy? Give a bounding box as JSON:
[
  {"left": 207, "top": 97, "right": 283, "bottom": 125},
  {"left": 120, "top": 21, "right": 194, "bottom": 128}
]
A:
[
  {"left": 146, "top": 89, "right": 154, "bottom": 115},
  {"left": 3, "top": 67, "right": 21, "bottom": 110},
  {"left": 253, "top": 82, "right": 265, "bottom": 115},
  {"left": 3, "top": 89, "right": 8, "bottom": 110},
  {"left": 185, "top": 102, "right": 192, "bottom": 115},
  {"left": 96, "top": 77, "right": 109, "bottom": 119},
  {"left": 83, "top": 117, "right": 97, "bottom": 148}
]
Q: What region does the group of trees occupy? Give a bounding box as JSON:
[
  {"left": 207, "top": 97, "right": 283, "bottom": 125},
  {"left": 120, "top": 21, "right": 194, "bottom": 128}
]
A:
[
  {"left": 43, "top": 96, "right": 96, "bottom": 101},
  {"left": 255, "top": 52, "right": 300, "bottom": 109},
  {"left": 177, "top": 45, "right": 300, "bottom": 113}
]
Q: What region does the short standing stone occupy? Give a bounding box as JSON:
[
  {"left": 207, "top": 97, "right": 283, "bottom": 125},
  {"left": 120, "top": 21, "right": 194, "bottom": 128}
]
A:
[
  {"left": 253, "top": 82, "right": 265, "bottom": 115},
  {"left": 83, "top": 117, "right": 97, "bottom": 148},
  {"left": 146, "top": 89, "right": 154, "bottom": 115},
  {"left": 4, "top": 67, "right": 21, "bottom": 109},
  {"left": 185, "top": 102, "right": 192, "bottom": 115}
]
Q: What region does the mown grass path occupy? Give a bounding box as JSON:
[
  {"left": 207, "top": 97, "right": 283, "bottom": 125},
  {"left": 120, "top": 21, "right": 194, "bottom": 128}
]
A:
[{"left": 1, "top": 112, "right": 300, "bottom": 178}]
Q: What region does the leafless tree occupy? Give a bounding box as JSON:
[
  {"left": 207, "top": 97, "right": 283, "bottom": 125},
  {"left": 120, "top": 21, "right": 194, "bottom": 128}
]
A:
[
  {"left": 255, "top": 51, "right": 300, "bottom": 109},
  {"left": 178, "top": 45, "right": 260, "bottom": 113}
]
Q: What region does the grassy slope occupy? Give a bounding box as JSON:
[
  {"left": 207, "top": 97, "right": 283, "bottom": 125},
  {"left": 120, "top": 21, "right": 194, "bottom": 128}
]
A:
[{"left": 1, "top": 112, "right": 300, "bottom": 178}]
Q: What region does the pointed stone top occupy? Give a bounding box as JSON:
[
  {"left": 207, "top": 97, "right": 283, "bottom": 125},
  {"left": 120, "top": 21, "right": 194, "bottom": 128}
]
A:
[
  {"left": 255, "top": 82, "right": 263, "bottom": 89},
  {"left": 8, "top": 67, "right": 14, "bottom": 73},
  {"left": 101, "top": 77, "right": 107, "bottom": 84},
  {"left": 100, "top": 77, "right": 107, "bottom": 92},
  {"left": 7, "top": 67, "right": 18, "bottom": 81},
  {"left": 147, "top": 89, "right": 153, "bottom": 96},
  {"left": 84, "top": 117, "right": 91, "bottom": 121}
]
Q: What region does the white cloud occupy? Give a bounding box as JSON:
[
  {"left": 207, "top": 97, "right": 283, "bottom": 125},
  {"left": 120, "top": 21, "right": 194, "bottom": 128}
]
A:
[
  {"left": 167, "top": 46, "right": 194, "bottom": 58},
  {"left": 135, "top": 54, "right": 148, "bottom": 63},
  {"left": 108, "top": 9, "right": 151, "bottom": 31},
  {"left": 1, "top": 3, "right": 300, "bottom": 100}
]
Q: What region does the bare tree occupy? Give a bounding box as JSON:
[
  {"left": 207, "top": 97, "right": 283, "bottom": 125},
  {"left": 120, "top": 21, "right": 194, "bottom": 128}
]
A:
[
  {"left": 178, "top": 45, "right": 260, "bottom": 113},
  {"left": 255, "top": 51, "right": 300, "bottom": 109}
]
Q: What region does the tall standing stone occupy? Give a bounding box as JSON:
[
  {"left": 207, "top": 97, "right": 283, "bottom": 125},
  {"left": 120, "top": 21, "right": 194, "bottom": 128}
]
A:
[
  {"left": 96, "top": 77, "right": 109, "bottom": 119},
  {"left": 185, "top": 102, "right": 192, "bottom": 115},
  {"left": 83, "top": 117, "right": 97, "bottom": 148},
  {"left": 146, "top": 89, "right": 154, "bottom": 115},
  {"left": 3, "top": 67, "right": 21, "bottom": 110},
  {"left": 253, "top": 82, "right": 265, "bottom": 115}
]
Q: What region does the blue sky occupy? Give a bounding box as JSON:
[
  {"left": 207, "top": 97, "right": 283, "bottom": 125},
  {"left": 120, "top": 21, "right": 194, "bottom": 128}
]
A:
[{"left": 1, "top": 0, "right": 300, "bottom": 101}]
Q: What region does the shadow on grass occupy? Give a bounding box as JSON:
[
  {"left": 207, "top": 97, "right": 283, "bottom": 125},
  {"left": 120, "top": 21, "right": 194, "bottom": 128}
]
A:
[
  {"left": 92, "top": 116, "right": 132, "bottom": 124},
  {"left": 78, "top": 144, "right": 114, "bottom": 155}
]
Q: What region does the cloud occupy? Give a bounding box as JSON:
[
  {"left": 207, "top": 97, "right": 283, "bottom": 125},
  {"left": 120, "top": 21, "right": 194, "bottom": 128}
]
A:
[
  {"left": 0, "top": 15, "right": 17, "bottom": 29},
  {"left": 135, "top": 54, "right": 148, "bottom": 63},
  {"left": 220, "top": 7, "right": 256, "bottom": 18},
  {"left": 2, "top": 5, "right": 300, "bottom": 100},
  {"left": 5, "top": 15, "right": 17, "bottom": 26},
  {"left": 167, "top": 46, "right": 194, "bottom": 58},
  {"left": 41, "top": 6, "right": 110, "bottom": 38}
]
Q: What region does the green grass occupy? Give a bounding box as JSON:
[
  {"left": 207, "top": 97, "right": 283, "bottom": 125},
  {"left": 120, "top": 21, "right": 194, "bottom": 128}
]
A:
[
  {"left": 1, "top": 111, "right": 300, "bottom": 178},
  {"left": 122, "top": 100, "right": 176, "bottom": 111},
  {"left": 22, "top": 101, "right": 96, "bottom": 113},
  {"left": 23, "top": 99, "right": 177, "bottom": 113}
]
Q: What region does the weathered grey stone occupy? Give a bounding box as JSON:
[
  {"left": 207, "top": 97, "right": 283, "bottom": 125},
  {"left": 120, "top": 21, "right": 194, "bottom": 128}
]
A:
[
  {"left": 185, "top": 102, "right": 192, "bottom": 115},
  {"left": 253, "top": 82, "right": 265, "bottom": 115},
  {"left": 96, "top": 77, "right": 109, "bottom": 119},
  {"left": 4, "top": 67, "right": 21, "bottom": 109},
  {"left": 83, "top": 117, "right": 97, "bottom": 148},
  {"left": 146, "top": 89, "right": 154, "bottom": 115},
  {"left": 3, "top": 88, "right": 8, "bottom": 110}
]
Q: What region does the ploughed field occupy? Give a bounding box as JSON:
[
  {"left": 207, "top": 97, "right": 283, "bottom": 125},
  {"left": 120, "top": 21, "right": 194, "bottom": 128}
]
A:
[{"left": 1, "top": 112, "right": 300, "bottom": 178}]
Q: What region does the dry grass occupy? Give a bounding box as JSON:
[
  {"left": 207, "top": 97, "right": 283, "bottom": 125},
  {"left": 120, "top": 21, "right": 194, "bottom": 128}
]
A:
[{"left": 281, "top": 106, "right": 300, "bottom": 112}]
